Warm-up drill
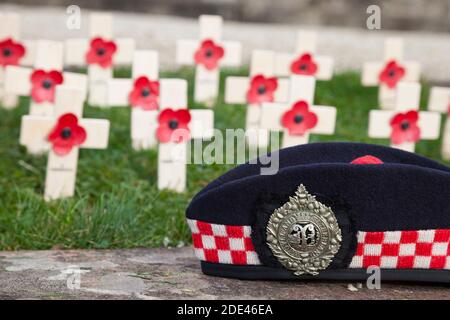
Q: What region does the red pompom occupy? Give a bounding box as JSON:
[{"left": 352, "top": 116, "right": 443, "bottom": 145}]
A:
[{"left": 351, "top": 155, "right": 384, "bottom": 165}]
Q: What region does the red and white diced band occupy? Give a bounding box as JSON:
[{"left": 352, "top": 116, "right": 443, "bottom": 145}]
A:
[
  {"left": 350, "top": 229, "right": 450, "bottom": 269},
  {"left": 187, "top": 219, "right": 450, "bottom": 270},
  {"left": 187, "top": 219, "right": 260, "bottom": 265}
]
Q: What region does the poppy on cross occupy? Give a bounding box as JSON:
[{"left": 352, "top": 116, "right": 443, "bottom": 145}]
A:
[
  {"left": 176, "top": 15, "right": 242, "bottom": 106},
  {"left": 224, "top": 50, "right": 289, "bottom": 148},
  {"left": 259, "top": 75, "right": 336, "bottom": 149},
  {"left": 19, "top": 86, "right": 110, "bottom": 201},
  {"left": 362, "top": 38, "right": 421, "bottom": 110},
  {"left": 368, "top": 82, "right": 441, "bottom": 153},
  {"left": 64, "top": 12, "right": 135, "bottom": 107}
]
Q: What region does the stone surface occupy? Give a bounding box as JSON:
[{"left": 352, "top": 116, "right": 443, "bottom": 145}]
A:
[
  {"left": 0, "top": 4, "right": 449, "bottom": 83},
  {"left": 0, "top": 248, "right": 449, "bottom": 300}
]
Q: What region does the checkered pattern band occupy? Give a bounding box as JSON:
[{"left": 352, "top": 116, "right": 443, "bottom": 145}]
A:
[
  {"left": 187, "top": 219, "right": 450, "bottom": 270},
  {"left": 350, "top": 229, "right": 450, "bottom": 269},
  {"left": 187, "top": 219, "right": 260, "bottom": 265}
]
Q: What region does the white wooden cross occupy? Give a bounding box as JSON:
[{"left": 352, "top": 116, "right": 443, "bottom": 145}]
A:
[
  {"left": 225, "top": 50, "right": 289, "bottom": 148},
  {"left": 157, "top": 80, "right": 214, "bottom": 192},
  {"left": 428, "top": 86, "right": 450, "bottom": 160},
  {"left": 4, "top": 40, "right": 87, "bottom": 154},
  {"left": 20, "top": 86, "right": 110, "bottom": 201},
  {"left": 106, "top": 50, "right": 160, "bottom": 149},
  {"left": 274, "top": 30, "right": 333, "bottom": 80},
  {"left": 0, "top": 12, "right": 35, "bottom": 109},
  {"left": 362, "top": 38, "right": 421, "bottom": 110},
  {"left": 176, "top": 15, "right": 241, "bottom": 106},
  {"left": 64, "top": 12, "right": 135, "bottom": 107},
  {"left": 368, "top": 82, "right": 440, "bottom": 153},
  {"left": 260, "top": 75, "right": 336, "bottom": 148},
  {"left": 4, "top": 40, "right": 88, "bottom": 116},
  {"left": 132, "top": 79, "right": 213, "bottom": 192}
]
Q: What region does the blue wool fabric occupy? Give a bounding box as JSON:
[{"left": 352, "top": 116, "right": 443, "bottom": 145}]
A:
[{"left": 186, "top": 142, "right": 450, "bottom": 232}]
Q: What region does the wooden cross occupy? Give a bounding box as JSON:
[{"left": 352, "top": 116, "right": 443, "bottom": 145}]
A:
[
  {"left": 362, "top": 38, "right": 421, "bottom": 110},
  {"left": 64, "top": 12, "right": 135, "bottom": 107},
  {"left": 428, "top": 86, "right": 450, "bottom": 160},
  {"left": 132, "top": 78, "right": 213, "bottom": 192},
  {"left": 274, "top": 30, "right": 334, "bottom": 80},
  {"left": 4, "top": 40, "right": 87, "bottom": 154},
  {"left": 0, "top": 12, "right": 35, "bottom": 109},
  {"left": 157, "top": 81, "right": 214, "bottom": 192},
  {"left": 106, "top": 50, "right": 161, "bottom": 149},
  {"left": 224, "top": 50, "right": 289, "bottom": 148},
  {"left": 368, "top": 82, "right": 440, "bottom": 153},
  {"left": 260, "top": 75, "right": 336, "bottom": 148},
  {"left": 176, "top": 15, "right": 241, "bottom": 106},
  {"left": 20, "top": 86, "right": 110, "bottom": 201},
  {"left": 4, "top": 39, "right": 86, "bottom": 137}
]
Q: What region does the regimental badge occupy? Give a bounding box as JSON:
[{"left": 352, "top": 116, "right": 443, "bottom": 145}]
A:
[{"left": 266, "top": 184, "right": 342, "bottom": 276}]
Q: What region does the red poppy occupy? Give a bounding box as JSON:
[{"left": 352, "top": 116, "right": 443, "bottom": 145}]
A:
[
  {"left": 30, "top": 69, "right": 64, "bottom": 103},
  {"left": 447, "top": 104, "right": 450, "bottom": 117},
  {"left": 246, "top": 74, "right": 278, "bottom": 105},
  {"left": 194, "top": 39, "right": 224, "bottom": 70},
  {"left": 0, "top": 38, "right": 25, "bottom": 66},
  {"left": 128, "top": 76, "right": 160, "bottom": 110},
  {"left": 156, "top": 108, "right": 191, "bottom": 143},
  {"left": 379, "top": 60, "right": 405, "bottom": 89},
  {"left": 47, "top": 113, "right": 87, "bottom": 156},
  {"left": 85, "top": 37, "right": 117, "bottom": 68},
  {"left": 281, "top": 100, "right": 318, "bottom": 136},
  {"left": 290, "top": 53, "right": 318, "bottom": 76},
  {"left": 390, "top": 110, "right": 421, "bottom": 145}
]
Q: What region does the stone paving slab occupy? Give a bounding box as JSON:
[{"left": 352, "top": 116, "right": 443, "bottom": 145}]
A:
[
  {"left": 1, "top": 4, "right": 449, "bottom": 83},
  {"left": 0, "top": 248, "right": 449, "bottom": 300}
]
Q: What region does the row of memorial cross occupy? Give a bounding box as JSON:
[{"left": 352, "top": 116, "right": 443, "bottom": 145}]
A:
[{"left": 1, "top": 12, "right": 449, "bottom": 201}]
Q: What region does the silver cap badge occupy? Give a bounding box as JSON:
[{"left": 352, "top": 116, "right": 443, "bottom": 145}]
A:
[{"left": 266, "top": 184, "right": 342, "bottom": 276}]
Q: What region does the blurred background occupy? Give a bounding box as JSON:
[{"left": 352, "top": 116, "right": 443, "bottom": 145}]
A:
[
  {"left": 1, "top": 1, "right": 449, "bottom": 82},
  {"left": 5, "top": 0, "right": 450, "bottom": 32}
]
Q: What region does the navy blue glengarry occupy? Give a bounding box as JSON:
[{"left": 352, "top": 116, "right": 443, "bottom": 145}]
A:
[{"left": 186, "top": 142, "right": 450, "bottom": 283}]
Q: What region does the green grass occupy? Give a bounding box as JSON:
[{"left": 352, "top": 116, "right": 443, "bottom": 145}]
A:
[{"left": 0, "top": 68, "right": 448, "bottom": 250}]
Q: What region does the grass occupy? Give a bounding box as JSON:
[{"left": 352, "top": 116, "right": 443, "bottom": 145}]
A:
[{"left": 0, "top": 68, "right": 448, "bottom": 250}]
